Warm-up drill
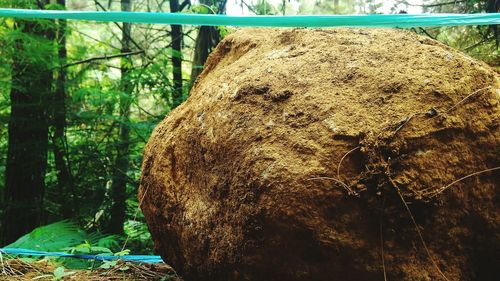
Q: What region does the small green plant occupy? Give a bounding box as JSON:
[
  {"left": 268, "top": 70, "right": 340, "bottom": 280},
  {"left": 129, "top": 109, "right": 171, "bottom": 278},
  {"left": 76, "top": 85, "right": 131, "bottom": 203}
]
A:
[
  {"left": 52, "top": 266, "right": 75, "bottom": 281},
  {"left": 32, "top": 266, "right": 75, "bottom": 281},
  {"left": 64, "top": 240, "right": 113, "bottom": 255},
  {"left": 99, "top": 260, "right": 118, "bottom": 269},
  {"left": 114, "top": 249, "right": 130, "bottom": 256}
]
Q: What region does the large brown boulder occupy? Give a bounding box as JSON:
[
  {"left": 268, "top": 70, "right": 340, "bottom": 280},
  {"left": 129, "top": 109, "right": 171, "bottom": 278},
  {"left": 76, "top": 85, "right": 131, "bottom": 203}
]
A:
[{"left": 139, "top": 28, "right": 499, "bottom": 281}]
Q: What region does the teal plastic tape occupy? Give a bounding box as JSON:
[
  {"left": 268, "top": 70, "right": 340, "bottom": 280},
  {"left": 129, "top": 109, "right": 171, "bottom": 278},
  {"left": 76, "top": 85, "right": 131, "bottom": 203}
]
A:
[
  {"left": 0, "top": 8, "right": 499, "bottom": 27},
  {"left": 1, "top": 248, "right": 163, "bottom": 263}
]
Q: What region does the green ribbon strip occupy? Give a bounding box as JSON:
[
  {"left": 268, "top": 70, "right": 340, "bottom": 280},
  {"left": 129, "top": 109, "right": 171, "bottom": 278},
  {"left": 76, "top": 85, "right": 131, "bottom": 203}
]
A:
[{"left": 0, "top": 9, "right": 499, "bottom": 27}]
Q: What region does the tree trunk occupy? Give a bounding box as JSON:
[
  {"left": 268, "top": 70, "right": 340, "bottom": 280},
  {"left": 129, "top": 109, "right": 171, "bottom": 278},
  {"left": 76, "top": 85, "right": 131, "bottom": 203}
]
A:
[
  {"left": 53, "top": 0, "right": 74, "bottom": 219},
  {"left": 190, "top": 26, "right": 219, "bottom": 85},
  {"left": 190, "top": 0, "right": 227, "bottom": 87},
  {"left": 170, "top": 0, "right": 183, "bottom": 108},
  {"left": 485, "top": 0, "right": 499, "bottom": 47},
  {"left": 108, "top": 0, "right": 133, "bottom": 235},
  {"left": 2, "top": 3, "right": 54, "bottom": 245},
  {"left": 334, "top": 0, "right": 339, "bottom": 13}
]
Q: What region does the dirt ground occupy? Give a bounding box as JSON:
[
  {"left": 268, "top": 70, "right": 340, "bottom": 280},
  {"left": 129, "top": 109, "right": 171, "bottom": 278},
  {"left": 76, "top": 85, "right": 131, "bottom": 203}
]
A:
[{"left": 140, "top": 28, "right": 500, "bottom": 281}]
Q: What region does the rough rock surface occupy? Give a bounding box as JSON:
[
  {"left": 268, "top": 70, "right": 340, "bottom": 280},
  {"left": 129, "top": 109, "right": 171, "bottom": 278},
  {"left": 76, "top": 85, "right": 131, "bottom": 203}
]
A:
[{"left": 139, "top": 28, "right": 500, "bottom": 281}]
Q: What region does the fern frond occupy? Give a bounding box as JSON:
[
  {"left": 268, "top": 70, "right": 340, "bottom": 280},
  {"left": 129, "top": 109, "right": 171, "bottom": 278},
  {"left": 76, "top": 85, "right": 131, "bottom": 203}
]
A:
[{"left": 6, "top": 220, "right": 118, "bottom": 252}]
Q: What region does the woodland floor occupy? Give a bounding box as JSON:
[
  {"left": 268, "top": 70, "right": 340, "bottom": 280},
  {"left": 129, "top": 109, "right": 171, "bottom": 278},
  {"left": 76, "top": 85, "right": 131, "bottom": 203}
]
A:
[{"left": 0, "top": 258, "right": 181, "bottom": 281}]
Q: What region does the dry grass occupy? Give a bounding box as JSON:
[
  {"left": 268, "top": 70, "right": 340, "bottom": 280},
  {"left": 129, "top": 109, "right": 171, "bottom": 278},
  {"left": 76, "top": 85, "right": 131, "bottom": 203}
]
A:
[{"left": 0, "top": 254, "right": 181, "bottom": 281}]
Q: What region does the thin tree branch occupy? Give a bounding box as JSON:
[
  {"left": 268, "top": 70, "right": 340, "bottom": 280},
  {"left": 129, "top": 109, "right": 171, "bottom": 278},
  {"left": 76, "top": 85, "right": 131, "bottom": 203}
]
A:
[
  {"left": 464, "top": 35, "right": 495, "bottom": 51},
  {"left": 62, "top": 50, "right": 145, "bottom": 68},
  {"left": 395, "top": 0, "right": 466, "bottom": 8},
  {"left": 93, "top": 0, "right": 150, "bottom": 59},
  {"left": 419, "top": 27, "right": 436, "bottom": 40},
  {"left": 73, "top": 29, "right": 121, "bottom": 50},
  {"left": 179, "top": 0, "right": 191, "bottom": 11},
  {"left": 241, "top": 0, "right": 258, "bottom": 14}
]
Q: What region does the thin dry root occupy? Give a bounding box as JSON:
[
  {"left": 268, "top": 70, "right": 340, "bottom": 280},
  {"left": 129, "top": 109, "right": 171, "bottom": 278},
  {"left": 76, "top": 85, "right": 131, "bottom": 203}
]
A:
[
  {"left": 420, "top": 166, "right": 500, "bottom": 198},
  {"left": 121, "top": 183, "right": 150, "bottom": 252},
  {"left": 379, "top": 198, "right": 387, "bottom": 281},
  {"left": 308, "top": 176, "right": 356, "bottom": 195},
  {"left": 337, "top": 146, "right": 360, "bottom": 180},
  {"left": 387, "top": 166, "right": 450, "bottom": 281},
  {"left": 444, "top": 86, "right": 492, "bottom": 114}
]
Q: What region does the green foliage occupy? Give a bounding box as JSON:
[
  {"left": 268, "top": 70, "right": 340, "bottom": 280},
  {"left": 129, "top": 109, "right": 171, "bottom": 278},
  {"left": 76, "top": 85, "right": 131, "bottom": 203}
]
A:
[
  {"left": 5, "top": 220, "right": 128, "bottom": 269},
  {"left": 123, "top": 218, "right": 154, "bottom": 253},
  {"left": 99, "top": 260, "right": 118, "bottom": 269},
  {"left": 253, "top": 0, "right": 279, "bottom": 15},
  {"left": 52, "top": 266, "right": 75, "bottom": 281},
  {"left": 30, "top": 266, "right": 76, "bottom": 281},
  {"left": 413, "top": 0, "right": 500, "bottom": 67},
  {"left": 6, "top": 221, "right": 117, "bottom": 253},
  {"left": 0, "top": 0, "right": 38, "bottom": 9},
  {"left": 45, "top": 3, "right": 65, "bottom": 11},
  {"left": 216, "top": 24, "right": 234, "bottom": 38},
  {"left": 190, "top": 4, "right": 215, "bottom": 14},
  {"left": 64, "top": 241, "right": 113, "bottom": 255}
]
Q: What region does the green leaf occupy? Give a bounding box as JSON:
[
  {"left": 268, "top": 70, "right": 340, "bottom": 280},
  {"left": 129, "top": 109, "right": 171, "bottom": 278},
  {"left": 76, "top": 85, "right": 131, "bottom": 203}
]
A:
[
  {"left": 53, "top": 266, "right": 66, "bottom": 279},
  {"left": 190, "top": 4, "right": 211, "bottom": 14},
  {"left": 99, "top": 260, "right": 117, "bottom": 269},
  {"left": 6, "top": 220, "right": 122, "bottom": 269},
  {"left": 89, "top": 246, "right": 113, "bottom": 254},
  {"left": 7, "top": 221, "right": 87, "bottom": 252},
  {"left": 114, "top": 249, "right": 130, "bottom": 257}
]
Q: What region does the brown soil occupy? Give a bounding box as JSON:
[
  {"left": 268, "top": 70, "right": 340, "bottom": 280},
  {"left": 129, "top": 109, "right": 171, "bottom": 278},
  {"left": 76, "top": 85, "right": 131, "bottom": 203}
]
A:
[{"left": 139, "top": 28, "right": 500, "bottom": 281}]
